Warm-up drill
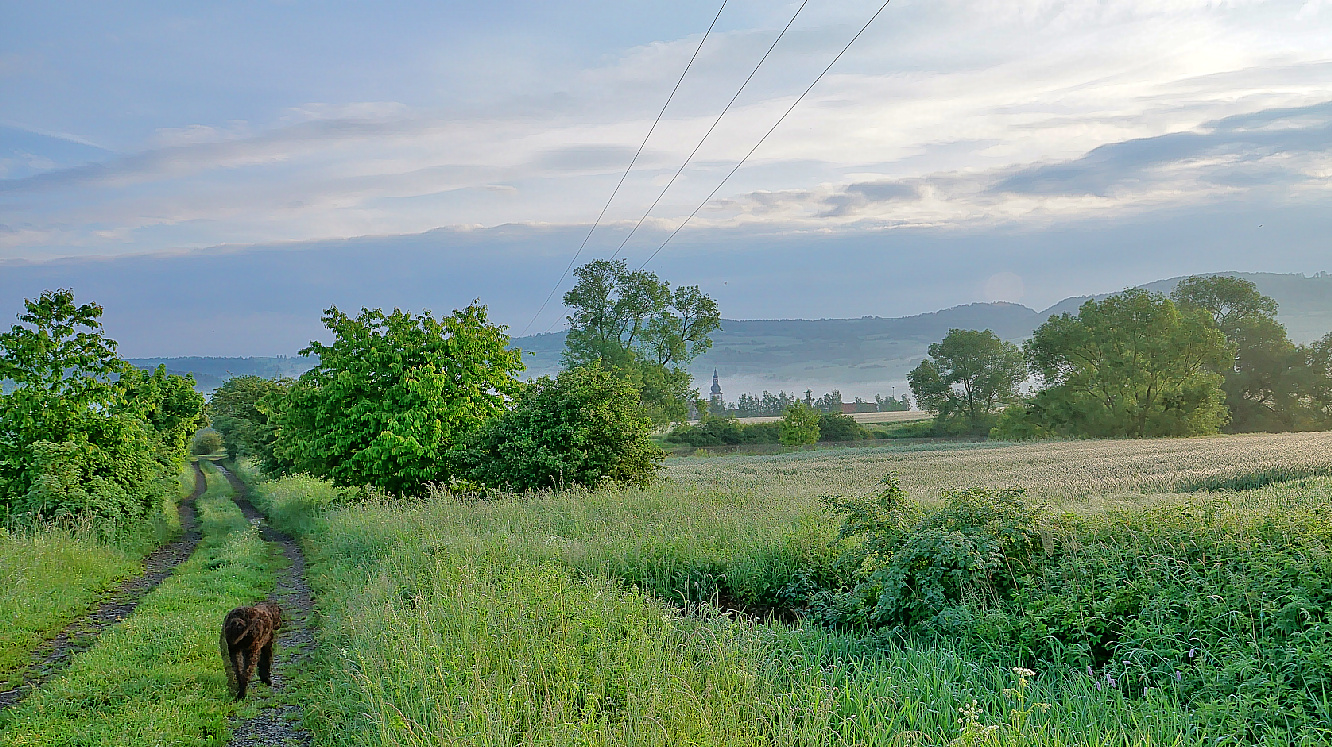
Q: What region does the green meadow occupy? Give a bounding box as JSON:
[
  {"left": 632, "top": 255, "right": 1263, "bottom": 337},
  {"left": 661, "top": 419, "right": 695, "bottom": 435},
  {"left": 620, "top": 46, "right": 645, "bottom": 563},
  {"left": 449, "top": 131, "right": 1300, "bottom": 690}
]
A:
[{"left": 233, "top": 432, "right": 1332, "bottom": 746}]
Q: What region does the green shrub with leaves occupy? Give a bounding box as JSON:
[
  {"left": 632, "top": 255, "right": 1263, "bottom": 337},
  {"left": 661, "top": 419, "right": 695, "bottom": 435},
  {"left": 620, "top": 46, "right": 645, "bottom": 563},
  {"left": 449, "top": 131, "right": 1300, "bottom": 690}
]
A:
[
  {"left": 269, "top": 303, "right": 523, "bottom": 494},
  {"left": 820, "top": 475, "right": 1044, "bottom": 632},
  {"left": 459, "top": 364, "right": 663, "bottom": 490},
  {"left": 665, "top": 416, "right": 781, "bottom": 447},
  {"left": 190, "top": 429, "right": 225, "bottom": 456},
  {"left": 812, "top": 471, "right": 1332, "bottom": 737},
  {"left": 778, "top": 403, "right": 820, "bottom": 446},
  {"left": 816, "top": 411, "right": 866, "bottom": 442},
  {"left": 0, "top": 290, "right": 205, "bottom": 527},
  {"left": 207, "top": 375, "right": 289, "bottom": 470}
]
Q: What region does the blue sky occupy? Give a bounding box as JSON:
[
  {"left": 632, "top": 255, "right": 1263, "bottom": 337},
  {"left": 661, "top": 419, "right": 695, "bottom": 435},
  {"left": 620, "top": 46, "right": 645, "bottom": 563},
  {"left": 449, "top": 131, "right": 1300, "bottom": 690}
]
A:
[{"left": 3, "top": 0, "right": 1331, "bottom": 355}]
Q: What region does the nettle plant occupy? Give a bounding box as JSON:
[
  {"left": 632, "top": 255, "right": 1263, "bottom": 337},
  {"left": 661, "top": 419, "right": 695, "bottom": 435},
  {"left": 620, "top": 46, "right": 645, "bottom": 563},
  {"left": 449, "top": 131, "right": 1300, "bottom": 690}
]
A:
[{"left": 819, "top": 473, "right": 1046, "bottom": 633}]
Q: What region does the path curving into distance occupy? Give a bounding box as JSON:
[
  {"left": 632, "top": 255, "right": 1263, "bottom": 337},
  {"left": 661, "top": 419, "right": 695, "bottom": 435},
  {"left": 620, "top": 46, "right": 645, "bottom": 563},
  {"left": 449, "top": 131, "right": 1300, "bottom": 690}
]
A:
[
  {"left": 215, "top": 463, "right": 316, "bottom": 747},
  {"left": 0, "top": 461, "right": 208, "bottom": 710}
]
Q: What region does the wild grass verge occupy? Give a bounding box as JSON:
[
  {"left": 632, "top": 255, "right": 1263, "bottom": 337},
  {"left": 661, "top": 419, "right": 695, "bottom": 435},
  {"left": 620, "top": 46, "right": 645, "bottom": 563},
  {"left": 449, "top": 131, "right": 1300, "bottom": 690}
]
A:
[
  {"left": 0, "top": 463, "right": 281, "bottom": 746},
  {"left": 231, "top": 449, "right": 1332, "bottom": 745},
  {"left": 0, "top": 465, "right": 194, "bottom": 688}
]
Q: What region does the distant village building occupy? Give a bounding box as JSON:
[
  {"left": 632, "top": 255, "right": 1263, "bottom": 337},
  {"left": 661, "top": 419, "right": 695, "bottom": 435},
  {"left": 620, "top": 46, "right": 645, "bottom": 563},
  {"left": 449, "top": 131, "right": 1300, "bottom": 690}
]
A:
[{"left": 708, "top": 369, "right": 725, "bottom": 416}]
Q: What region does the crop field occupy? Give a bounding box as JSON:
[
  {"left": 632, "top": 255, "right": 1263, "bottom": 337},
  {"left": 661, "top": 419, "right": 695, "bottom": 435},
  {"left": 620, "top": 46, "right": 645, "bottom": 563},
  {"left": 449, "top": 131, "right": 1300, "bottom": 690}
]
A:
[{"left": 666, "top": 431, "right": 1332, "bottom": 505}]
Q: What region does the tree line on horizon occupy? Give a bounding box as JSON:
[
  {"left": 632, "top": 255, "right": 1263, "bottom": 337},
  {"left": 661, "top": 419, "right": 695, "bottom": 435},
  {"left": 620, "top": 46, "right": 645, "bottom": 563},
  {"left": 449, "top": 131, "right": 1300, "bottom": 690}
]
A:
[
  {"left": 908, "top": 275, "right": 1332, "bottom": 438},
  {"left": 712, "top": 389, "right": 910, "bottom": 418}
]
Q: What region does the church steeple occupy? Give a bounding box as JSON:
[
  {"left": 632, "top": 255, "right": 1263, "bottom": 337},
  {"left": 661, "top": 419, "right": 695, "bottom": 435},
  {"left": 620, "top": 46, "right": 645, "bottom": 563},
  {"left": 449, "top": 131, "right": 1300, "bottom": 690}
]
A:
[{"left": 710, "top": 369, "right": 722, "bottom": 400}]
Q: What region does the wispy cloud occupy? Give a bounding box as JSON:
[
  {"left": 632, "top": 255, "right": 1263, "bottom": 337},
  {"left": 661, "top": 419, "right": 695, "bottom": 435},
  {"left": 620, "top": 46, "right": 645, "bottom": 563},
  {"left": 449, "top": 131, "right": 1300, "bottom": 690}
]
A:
[
  {"left": 996, "top": 101, "right": 1332, "bottom": 196},
  {"left": 1, "top": 0, "right": 1330, "bottom": 263}
]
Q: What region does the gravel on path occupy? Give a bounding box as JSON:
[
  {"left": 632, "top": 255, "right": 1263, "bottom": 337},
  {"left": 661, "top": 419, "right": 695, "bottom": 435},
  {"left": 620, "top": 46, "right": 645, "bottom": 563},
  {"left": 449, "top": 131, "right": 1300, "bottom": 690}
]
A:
[{"left": 216, "top": 463, "right": 316, "bottom": 747}]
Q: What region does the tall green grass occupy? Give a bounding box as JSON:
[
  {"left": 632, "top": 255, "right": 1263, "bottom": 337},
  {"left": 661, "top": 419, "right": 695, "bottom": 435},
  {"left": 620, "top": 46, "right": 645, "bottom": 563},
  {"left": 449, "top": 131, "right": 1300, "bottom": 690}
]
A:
[
  {"left": 0, "top": 464, "right": 281, "bottom": 746},
  {"left": 0, "top": 465, "right": 195, "bottom": 688},
  {"left": 235, "top": 458, "right": 1332, "bottom": 745}
]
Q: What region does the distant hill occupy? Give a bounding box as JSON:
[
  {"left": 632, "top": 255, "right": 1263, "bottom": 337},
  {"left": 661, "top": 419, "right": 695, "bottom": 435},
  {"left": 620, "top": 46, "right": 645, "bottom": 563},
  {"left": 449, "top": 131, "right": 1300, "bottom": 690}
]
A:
[
  {"left": 126, "top": 356, "right": 315, "bottom": 393},
  {"left": 135, "top": 272, "right": 1332, "bottom": 399},
  {"left": 1045, "top": 272, "right": 1332, "bottom": 345},
  {"left": 517, "top": 272, "right": 1332, "bottom": 398}
]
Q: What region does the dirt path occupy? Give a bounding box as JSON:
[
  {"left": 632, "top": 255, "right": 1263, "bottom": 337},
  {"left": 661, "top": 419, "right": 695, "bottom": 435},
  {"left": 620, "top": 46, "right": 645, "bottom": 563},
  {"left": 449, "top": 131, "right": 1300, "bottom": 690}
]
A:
[
  {"left": 215, "top": 464, "right": 315, "bottom": 747},
  {"left": 0, "top": 462, "right": 208, "bottom": 710}
]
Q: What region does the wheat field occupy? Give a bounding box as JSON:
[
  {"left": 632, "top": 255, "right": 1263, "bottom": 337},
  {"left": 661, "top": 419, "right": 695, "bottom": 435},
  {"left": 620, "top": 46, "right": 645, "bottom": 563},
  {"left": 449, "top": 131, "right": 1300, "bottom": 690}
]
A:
[{"left": 664, "top": 431, "right": 1332, "bottom": 507}]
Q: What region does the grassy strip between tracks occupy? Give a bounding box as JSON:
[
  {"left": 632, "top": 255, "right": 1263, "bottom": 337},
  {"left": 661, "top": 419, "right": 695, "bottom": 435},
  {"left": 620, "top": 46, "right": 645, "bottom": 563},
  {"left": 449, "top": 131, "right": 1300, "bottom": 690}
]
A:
[
  {"left": 0, "top": 463, "right": 281, "bottom": 746},
  {"left": 0, "top": 467, "right": 194, "bottom": 689}
]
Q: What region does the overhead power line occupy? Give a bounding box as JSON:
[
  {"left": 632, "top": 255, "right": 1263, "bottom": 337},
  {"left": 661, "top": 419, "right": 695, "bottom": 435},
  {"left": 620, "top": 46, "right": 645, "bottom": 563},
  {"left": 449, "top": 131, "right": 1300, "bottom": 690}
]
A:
[
  {"left": 638, "top": 0, "right": 896, "bottom": 271},
  {"left": 606, "top": 0, "right": 812, "bottom": 261},
  {"left": 519, "top": 0, "right": 730, "bottom": 336}
]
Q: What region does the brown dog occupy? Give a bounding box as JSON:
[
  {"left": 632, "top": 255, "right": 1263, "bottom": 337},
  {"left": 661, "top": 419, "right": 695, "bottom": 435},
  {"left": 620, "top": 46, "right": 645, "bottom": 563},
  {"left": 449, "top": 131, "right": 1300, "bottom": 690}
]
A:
[{"left": 220, "top": 601, "right": 282, "bottom": 700}]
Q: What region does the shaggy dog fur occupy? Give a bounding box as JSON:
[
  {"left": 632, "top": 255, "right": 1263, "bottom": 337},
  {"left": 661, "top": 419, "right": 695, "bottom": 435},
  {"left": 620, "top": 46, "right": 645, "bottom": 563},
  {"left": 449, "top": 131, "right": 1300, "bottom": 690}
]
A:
[{"left": 220, "top": 601, "right": 282, "bottom": 700}]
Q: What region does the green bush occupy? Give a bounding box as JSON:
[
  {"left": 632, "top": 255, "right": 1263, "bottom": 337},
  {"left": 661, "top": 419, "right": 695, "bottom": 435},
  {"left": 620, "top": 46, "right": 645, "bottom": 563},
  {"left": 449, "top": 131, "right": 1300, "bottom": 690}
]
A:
[
  {"left": 819, "top": 475, "right": 1043, "bottom": 631},
  {"left": 459, "top": 364, "right": 663, "bottom": 491},
  {"left": 815, "top": 472, "right": 1332, "bottom": 738},
  {"left": 989, "top": 404, "right": 1051, "bottom": 441},
  {"left": 269, "top": 303, "right": 524, "bottom": 494},
  {"left": 778, "top": 403, "right": 820, "bottom": 446},
  {"left": 190, "top": 429, "right": 224, "bottom": 456},
  {"left": 665, "top": 417, "right": 781, "bottom": 447},
  {"left": 816, "top": 412, "right": 866, "bottom": 442}
]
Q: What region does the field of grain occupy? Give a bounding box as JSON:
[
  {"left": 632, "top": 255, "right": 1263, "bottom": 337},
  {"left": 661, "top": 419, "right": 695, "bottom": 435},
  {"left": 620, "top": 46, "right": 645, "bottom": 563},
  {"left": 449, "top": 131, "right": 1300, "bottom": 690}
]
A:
[{"left": 665, "top": 431, "right": 1332, "bottom": 506}]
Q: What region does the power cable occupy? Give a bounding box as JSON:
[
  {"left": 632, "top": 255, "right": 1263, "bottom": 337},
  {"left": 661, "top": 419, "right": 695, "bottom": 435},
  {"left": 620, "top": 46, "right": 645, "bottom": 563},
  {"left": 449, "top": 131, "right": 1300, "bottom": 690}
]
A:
[
  {"left": 519, "top": 0, "right": 730, "bottom": 336},
  {"left": 607, "top": 0, "right": 811, "bottom": 261},
  {"left": 638, "top": 0, "right": 895, "bottom": 270}
]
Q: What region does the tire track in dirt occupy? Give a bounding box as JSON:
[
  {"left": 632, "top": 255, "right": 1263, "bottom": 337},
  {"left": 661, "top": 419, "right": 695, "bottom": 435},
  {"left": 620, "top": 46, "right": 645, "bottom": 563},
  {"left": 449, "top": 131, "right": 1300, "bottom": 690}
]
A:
[
  {"left": 0, "top": 461, "right": 208, "bottom": 710},
  {"left": 215, "top": 463, "right": 315, "bottom": 747}
]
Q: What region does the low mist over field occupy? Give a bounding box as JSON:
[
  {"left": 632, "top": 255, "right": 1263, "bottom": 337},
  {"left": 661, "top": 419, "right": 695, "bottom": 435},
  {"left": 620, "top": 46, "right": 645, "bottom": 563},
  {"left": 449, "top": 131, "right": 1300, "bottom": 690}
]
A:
[{"left": 114, "top": 270, "right": 1332, "bottom": 398}]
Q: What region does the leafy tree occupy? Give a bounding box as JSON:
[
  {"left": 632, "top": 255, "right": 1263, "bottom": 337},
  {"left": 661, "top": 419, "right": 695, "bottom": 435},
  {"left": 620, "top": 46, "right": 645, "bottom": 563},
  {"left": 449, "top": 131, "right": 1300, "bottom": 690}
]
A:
[
  {"left": 908, "top": 329, "right": 1025, "bottom": 434},
  {"left": 811, "top": 390, "right": 844, "bottom": 414},
  {"left": 117, "top": 364, "right": 208, "bottom": 459},
  {"left": 1023, "top": 289, "right": 1231, "bottom": 438},
  {"left": 270, "top": 303, "right": 524, "bottom": 494},
  {"left": 562, "top": 259, "right": 720, "bottom": 424},
  {"left": 1171, "top": 275, "right": 1310, "bottom": 432},
  {"left": 779, "top": 402, "right": 820, "bottom": 446},
  {"left": 1306, "top": 333, "right": 1332, "bottom": 427},
  {"left": 875, "top": 394, "right": 911, "bottom": 412},
  {"left": 0, "top": 290, "right": 204, "bottom": 524},
  {"left": 817, "top": 412, "right": 866, "bottom": 442},
  {"left": 459, "top": 364, "right": 663, "bottom": 490},
  {"left": 209, "top": 375, "right": 291, "bottom": 472}
]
